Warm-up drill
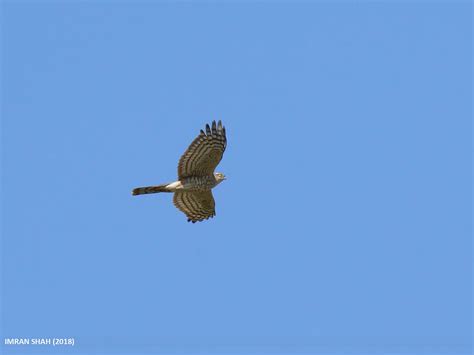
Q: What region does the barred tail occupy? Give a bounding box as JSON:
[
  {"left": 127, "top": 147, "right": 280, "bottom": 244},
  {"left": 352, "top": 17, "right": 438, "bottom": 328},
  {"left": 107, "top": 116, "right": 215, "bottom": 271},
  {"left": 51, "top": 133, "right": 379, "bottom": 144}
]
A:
[{"left": 132, "top": 184, "right": 171, "bottom": 196}]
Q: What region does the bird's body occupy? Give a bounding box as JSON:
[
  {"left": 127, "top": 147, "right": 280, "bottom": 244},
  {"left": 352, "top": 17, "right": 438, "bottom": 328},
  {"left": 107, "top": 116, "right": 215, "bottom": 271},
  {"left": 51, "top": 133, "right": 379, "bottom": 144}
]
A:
[
  {"left": 132, "top": 120, "right": 227, "bottom": 223},
  {"left": 132, "top": 173, "right": 224, "bottom": 194}
]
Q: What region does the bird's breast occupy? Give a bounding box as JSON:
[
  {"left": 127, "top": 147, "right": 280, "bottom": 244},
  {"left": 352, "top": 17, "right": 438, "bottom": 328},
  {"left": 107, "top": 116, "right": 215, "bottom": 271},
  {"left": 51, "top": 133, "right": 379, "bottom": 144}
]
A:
[{"left": 181, "top": 176, "right": 217, "bottom": 191}]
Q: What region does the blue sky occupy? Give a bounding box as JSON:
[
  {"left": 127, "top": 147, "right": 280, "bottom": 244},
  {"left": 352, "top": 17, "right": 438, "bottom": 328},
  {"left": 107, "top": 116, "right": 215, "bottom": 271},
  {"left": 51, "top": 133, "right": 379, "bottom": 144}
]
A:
[{"left": 1, "top": 2, "right": 472, "bottom": 354}]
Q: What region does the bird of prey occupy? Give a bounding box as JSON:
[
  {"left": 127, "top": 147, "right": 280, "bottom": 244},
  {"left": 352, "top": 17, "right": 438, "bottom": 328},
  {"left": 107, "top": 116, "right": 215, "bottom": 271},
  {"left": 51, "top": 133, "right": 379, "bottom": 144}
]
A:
[{"left": 132, "top": 120, "right": 227, "bottom": 223}]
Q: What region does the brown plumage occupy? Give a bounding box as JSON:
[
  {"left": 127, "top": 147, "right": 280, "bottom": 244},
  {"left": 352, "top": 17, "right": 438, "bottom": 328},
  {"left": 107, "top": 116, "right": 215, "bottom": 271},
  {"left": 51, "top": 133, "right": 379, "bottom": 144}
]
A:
[
  {"left": 132, "top": 120, "right": 227, "bottom": 223},
  {"left": 132, "top": 184, "right": 170, "bottom": 196}
]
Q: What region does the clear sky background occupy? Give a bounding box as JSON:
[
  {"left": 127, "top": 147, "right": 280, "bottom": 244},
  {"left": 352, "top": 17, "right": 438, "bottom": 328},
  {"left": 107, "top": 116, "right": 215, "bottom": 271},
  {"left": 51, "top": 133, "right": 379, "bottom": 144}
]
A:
[{"left": 1, "top": 2, "right": 472, "bottom": 355}]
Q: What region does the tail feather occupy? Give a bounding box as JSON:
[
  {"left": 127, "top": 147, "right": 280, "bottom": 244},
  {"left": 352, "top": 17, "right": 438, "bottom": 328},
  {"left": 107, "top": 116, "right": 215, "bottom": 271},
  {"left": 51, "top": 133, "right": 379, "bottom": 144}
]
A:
[{"left": 132, "top": 184, "right": 171, "bottom": 196}]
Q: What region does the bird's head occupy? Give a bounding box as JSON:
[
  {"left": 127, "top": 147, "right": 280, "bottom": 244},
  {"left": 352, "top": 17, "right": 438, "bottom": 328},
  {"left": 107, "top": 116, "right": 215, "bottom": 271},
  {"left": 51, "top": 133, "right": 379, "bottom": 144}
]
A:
[{"left": 214, "top": 172, "right": 226, "bottom": 183}]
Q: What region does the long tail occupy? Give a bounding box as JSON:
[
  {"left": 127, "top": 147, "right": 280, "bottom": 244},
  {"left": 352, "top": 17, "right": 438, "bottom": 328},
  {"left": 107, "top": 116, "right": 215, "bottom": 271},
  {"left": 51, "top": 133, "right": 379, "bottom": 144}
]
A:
[{"left": 132, "top": 184, "right": 171, "bottom": 196}]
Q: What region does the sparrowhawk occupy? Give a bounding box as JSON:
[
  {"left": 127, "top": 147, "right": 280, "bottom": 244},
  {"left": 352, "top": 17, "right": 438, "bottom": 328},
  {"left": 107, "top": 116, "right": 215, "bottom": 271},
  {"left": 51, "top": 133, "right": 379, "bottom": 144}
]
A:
[{"left": 132, "top": 120, "right": 227, "bottom": 223}]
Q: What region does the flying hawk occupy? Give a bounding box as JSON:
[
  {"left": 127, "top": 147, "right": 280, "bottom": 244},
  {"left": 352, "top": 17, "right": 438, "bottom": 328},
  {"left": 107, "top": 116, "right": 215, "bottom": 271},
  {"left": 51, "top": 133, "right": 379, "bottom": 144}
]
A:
[{"left": 132, "top": 120, "right": 227, "bottom": 223}]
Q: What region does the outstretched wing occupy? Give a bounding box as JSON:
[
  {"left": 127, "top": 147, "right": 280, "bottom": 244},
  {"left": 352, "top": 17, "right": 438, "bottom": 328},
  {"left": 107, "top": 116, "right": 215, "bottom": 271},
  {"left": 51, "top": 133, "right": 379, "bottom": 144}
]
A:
[
  {"left": 178, "top": 120, "right": 226, "bottom": 179},
  {"left": 173, "top": 191, "right": 216, "bottom": 223}
]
